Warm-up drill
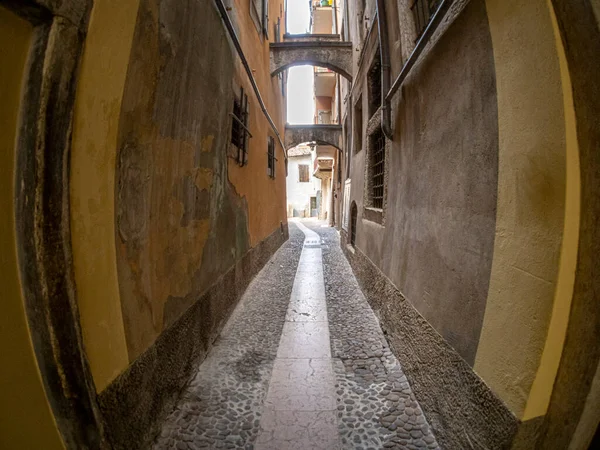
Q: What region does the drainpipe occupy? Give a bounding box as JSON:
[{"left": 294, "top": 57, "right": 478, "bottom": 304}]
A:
[
  {"left": 214, "top": 0, "right": 288, "bottom": 162},
  {"left": 333, "top": 0, "right": 339, "bottom": 34},
  {"left": 376, "top": 0, "right": 393, "bottom": 140}
]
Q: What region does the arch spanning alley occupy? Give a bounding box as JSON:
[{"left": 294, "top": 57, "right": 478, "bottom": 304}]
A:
[
  {"left": 270, "top": 41, "right": 353, "bottom": 80},
  {"left": 284, "top": 124, "right": 342, "bottom": 152}
]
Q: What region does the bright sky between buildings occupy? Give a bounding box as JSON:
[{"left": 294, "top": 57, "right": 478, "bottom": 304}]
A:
[{"left": 286, "top": 0, "right": 315, "bottom": 124}]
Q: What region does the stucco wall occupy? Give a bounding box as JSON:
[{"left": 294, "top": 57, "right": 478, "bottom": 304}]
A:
[
  {"left": 70, "top": 0, "right": 288, "bottom": 389},
  {"left": 286, "top": 154, "right": 321, "bottom": 215},
  {"left": 341, "top": 0, "right": 582, "bottom": 432},
  {"left": 351, "top": 0, "right": 498, "bottom": 364}
]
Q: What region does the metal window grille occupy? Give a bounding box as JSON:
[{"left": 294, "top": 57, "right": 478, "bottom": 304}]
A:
[
  {"left": 370, "top": 127, "right": 385, "bottom": 209},
  {"left": 411, "top": 0, "right": 442, "bottom": 39},
  {"left": 231, "top": 87, "right": 250, "bottom": 166},
  {"left": 299, "top": 164, "right": 310, "bottom": 182},
  {"left": 267, "top": 136, "right": 276, "bottom": 178},
  {"left": 368, "top": 53, "right": 381, "bottom": 118},
  {"left": 350, "top": 202, "right": 358, "bottom": 246},
  {"left": 353, "top": 96, "right": 363, "bottom": 154}
]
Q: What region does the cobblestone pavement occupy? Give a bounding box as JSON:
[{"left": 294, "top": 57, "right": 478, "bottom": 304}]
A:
[
  {"left": 153, "top": 225, "right": 305, "bottom": 449},
  {"left": 305, "top": 222, "right": 440, "bottom": 450},
  {"left": 153, "top": 220, "right": 439, "bottom": 449}
]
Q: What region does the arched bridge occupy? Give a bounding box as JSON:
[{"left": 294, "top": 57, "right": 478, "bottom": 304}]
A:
[
  {"left": 284, "top": 124, "right": 342, "bottom": 151},
  {"left": 270, "top": 38, "right": 353, "bottom": 80}
]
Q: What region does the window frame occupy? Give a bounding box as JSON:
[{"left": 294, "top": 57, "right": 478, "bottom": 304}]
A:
[
  {"left": 267, "top": 136, "right": 276, "bottom": 178},
  {"left": 298, "top": 164, "right": 310, "bottom": 183},
  {"left": 230, "top": 87, "right": 250, "bottom": 166},
  {"left": 250, "top": 0, "right": 269, "bottom": 39},
  {"left": 368, "top": 126, "right": 385, "bottom": 210}
]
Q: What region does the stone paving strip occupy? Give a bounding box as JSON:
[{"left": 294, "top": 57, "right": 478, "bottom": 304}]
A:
[
  {"left": 153, "top": 225, "right": 305, "bottom": 449},
  {"left": 308, "top": 223, "right": 440, "bottom": 450},
  {"left": 255, "top": 220, "right": 341, "bottom": 449}
]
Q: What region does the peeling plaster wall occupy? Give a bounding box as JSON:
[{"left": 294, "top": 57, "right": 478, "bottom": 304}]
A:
[
  {"left": 71, "top": 0, "right": 287, "bottom": 390},
  {"left": 228, "top": 0, "right": 288, "bottom": 248}
]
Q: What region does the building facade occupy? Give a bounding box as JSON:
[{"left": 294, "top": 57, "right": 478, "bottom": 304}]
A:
[
  {"left": 286, "top": 144, "right": 322, "bottom": 217},
  {"left": 334, "top": 0, "right": 600, "bottom": 448},
  {"left": 0, "top": 0, "right": 288, "bottom": 447}
]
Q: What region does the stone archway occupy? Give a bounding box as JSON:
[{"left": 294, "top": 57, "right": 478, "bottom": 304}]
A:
[
  {"left": 284, "top": 124, "right": 342, "bottom": 151},
  {"left": 270, "top": 41, "right": 353, "bottom": 80}
]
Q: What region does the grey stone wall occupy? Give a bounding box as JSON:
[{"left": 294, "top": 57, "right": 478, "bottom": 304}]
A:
[{"left": 347, "top": 0, "right": 498, "bottom": 365}]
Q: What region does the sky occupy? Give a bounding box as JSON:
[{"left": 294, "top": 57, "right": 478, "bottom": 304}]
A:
[{"left": 286, "top": 0, "right": 314, "bottom": 124}]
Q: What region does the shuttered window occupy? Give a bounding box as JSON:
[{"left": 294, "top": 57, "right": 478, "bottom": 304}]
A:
[
  {"left": 298, "top": 164, "right": 310, "bottom": 182},
  {"left": 250, "top": 0, "right": 269, "bottom": 39},
  {"left": 231, "top": 87, "right": 250, "bottom": 166}
]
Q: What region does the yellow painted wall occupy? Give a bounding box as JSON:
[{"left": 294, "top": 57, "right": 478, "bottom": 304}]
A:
[
  {"left": 0, "top": 6, "right": 64, "bottom": 448},
  {"left": 70, "top": 0, "right": 140, "bottom": 391},
  {"left": 476, "top": 0, "right": 577, "bottom": 420},
  {"left": 70, "top": 0, "right": 288, "bottom": 390},
  {"left": 229, "top": 0, "right": 288, "bottom": 247},
  {"left": 522, "top": 0, "right": 581, "bottom": 420}
]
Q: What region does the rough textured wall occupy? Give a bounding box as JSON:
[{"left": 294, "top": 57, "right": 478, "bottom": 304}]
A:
[
  {"left": 352, "top": 0, "right": 498, "bottom": 364},
  {"left": 228, "top": 0, "right": 287, "bottom": 248},
  {"left": 115, "top": 0, "right": 287, "bottom": 360}
]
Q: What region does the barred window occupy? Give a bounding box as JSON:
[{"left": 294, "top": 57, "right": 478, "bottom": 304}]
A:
[
  {"left": 350, "top": 201, "right": 358, "bottom": 246},
  {"left": 368, "top": 52, "right": 381, "bottom": 119},
  {"left": 298, "top": 164, "right": 310, "bottom": 182},
  {"left": 353, "top": 96, "right": 363, "bottom": 154},
  {"left": 369, "top": 127, "right": 385, "bottom": 209},
  {"left": 267, "top": 136, "right": 276, "bottom": 178},
  {"left": 231, "top": 88, "right": 250, "bottom": 166}
]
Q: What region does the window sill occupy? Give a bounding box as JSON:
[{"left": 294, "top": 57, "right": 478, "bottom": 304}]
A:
[{"left": 363, "top": 206, "right": 383, "bottom": 225}]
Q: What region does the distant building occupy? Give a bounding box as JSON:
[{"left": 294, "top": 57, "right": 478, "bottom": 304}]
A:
[
  {"left": 286, "top": 144, "right": 321, "bottom": 217},
  {"left": 310, "top": 0, "right": 341, "bottom": 224}
]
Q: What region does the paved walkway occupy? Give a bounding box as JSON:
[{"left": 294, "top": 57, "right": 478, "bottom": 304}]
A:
[{"left": 154, "top": 220, "right": 439, "bottom": 449}]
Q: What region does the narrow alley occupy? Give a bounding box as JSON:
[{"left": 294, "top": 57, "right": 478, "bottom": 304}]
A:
[
  {"left": 154, "top": 221, "right": 438, "bottom": 450},
  {"left": 2, "top": 0, "right": 599, "bottom": 448}
]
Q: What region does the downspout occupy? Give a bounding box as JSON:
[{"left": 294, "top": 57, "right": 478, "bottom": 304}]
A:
[
  {"left": 214, "top": 0, "right": 288, "bottom": 163},
  {"left": 376, "top": 0, "right": 393, "bottom": 140},
  {"left": 333, "top": 0, "right": 339, "bottom": 34}
]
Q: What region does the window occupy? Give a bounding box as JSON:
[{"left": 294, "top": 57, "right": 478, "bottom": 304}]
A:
[
  {"left": 350, "top": 201, "right": 358, "bottom": 246},
  {"left": 298, "top": 164, "right": 310, "bottom": 182},
  {"left": 231, "top": 88, "right": 250, "bottom": 166},
  {"left": 344, "top": 115, "right": 352, "bottom": 178},
  {"left": 368, "top": 52, "right": 381, "bottom": 119},
  {"left": 353, "top": 96, "right": 363, "bottom": 154},
  {"left": 411, "top": 0, "right": 442, "bottom": 39},
  {"left": 267, "top": 136, "right": 276, "bottom": 178},
  {"left": 250, "top": 0, "right": 269, "bottom": 38},
  {"left": 369, "top": 127, "right": 385, "bottom": 209}
]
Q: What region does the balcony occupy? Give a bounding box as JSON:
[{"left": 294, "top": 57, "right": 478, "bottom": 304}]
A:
[
  {"left": 314, "top": 67, "right": 336, "bottom": 97},
  {"left": 311, "top": 0, "right": 334, "bottom": 34}
]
